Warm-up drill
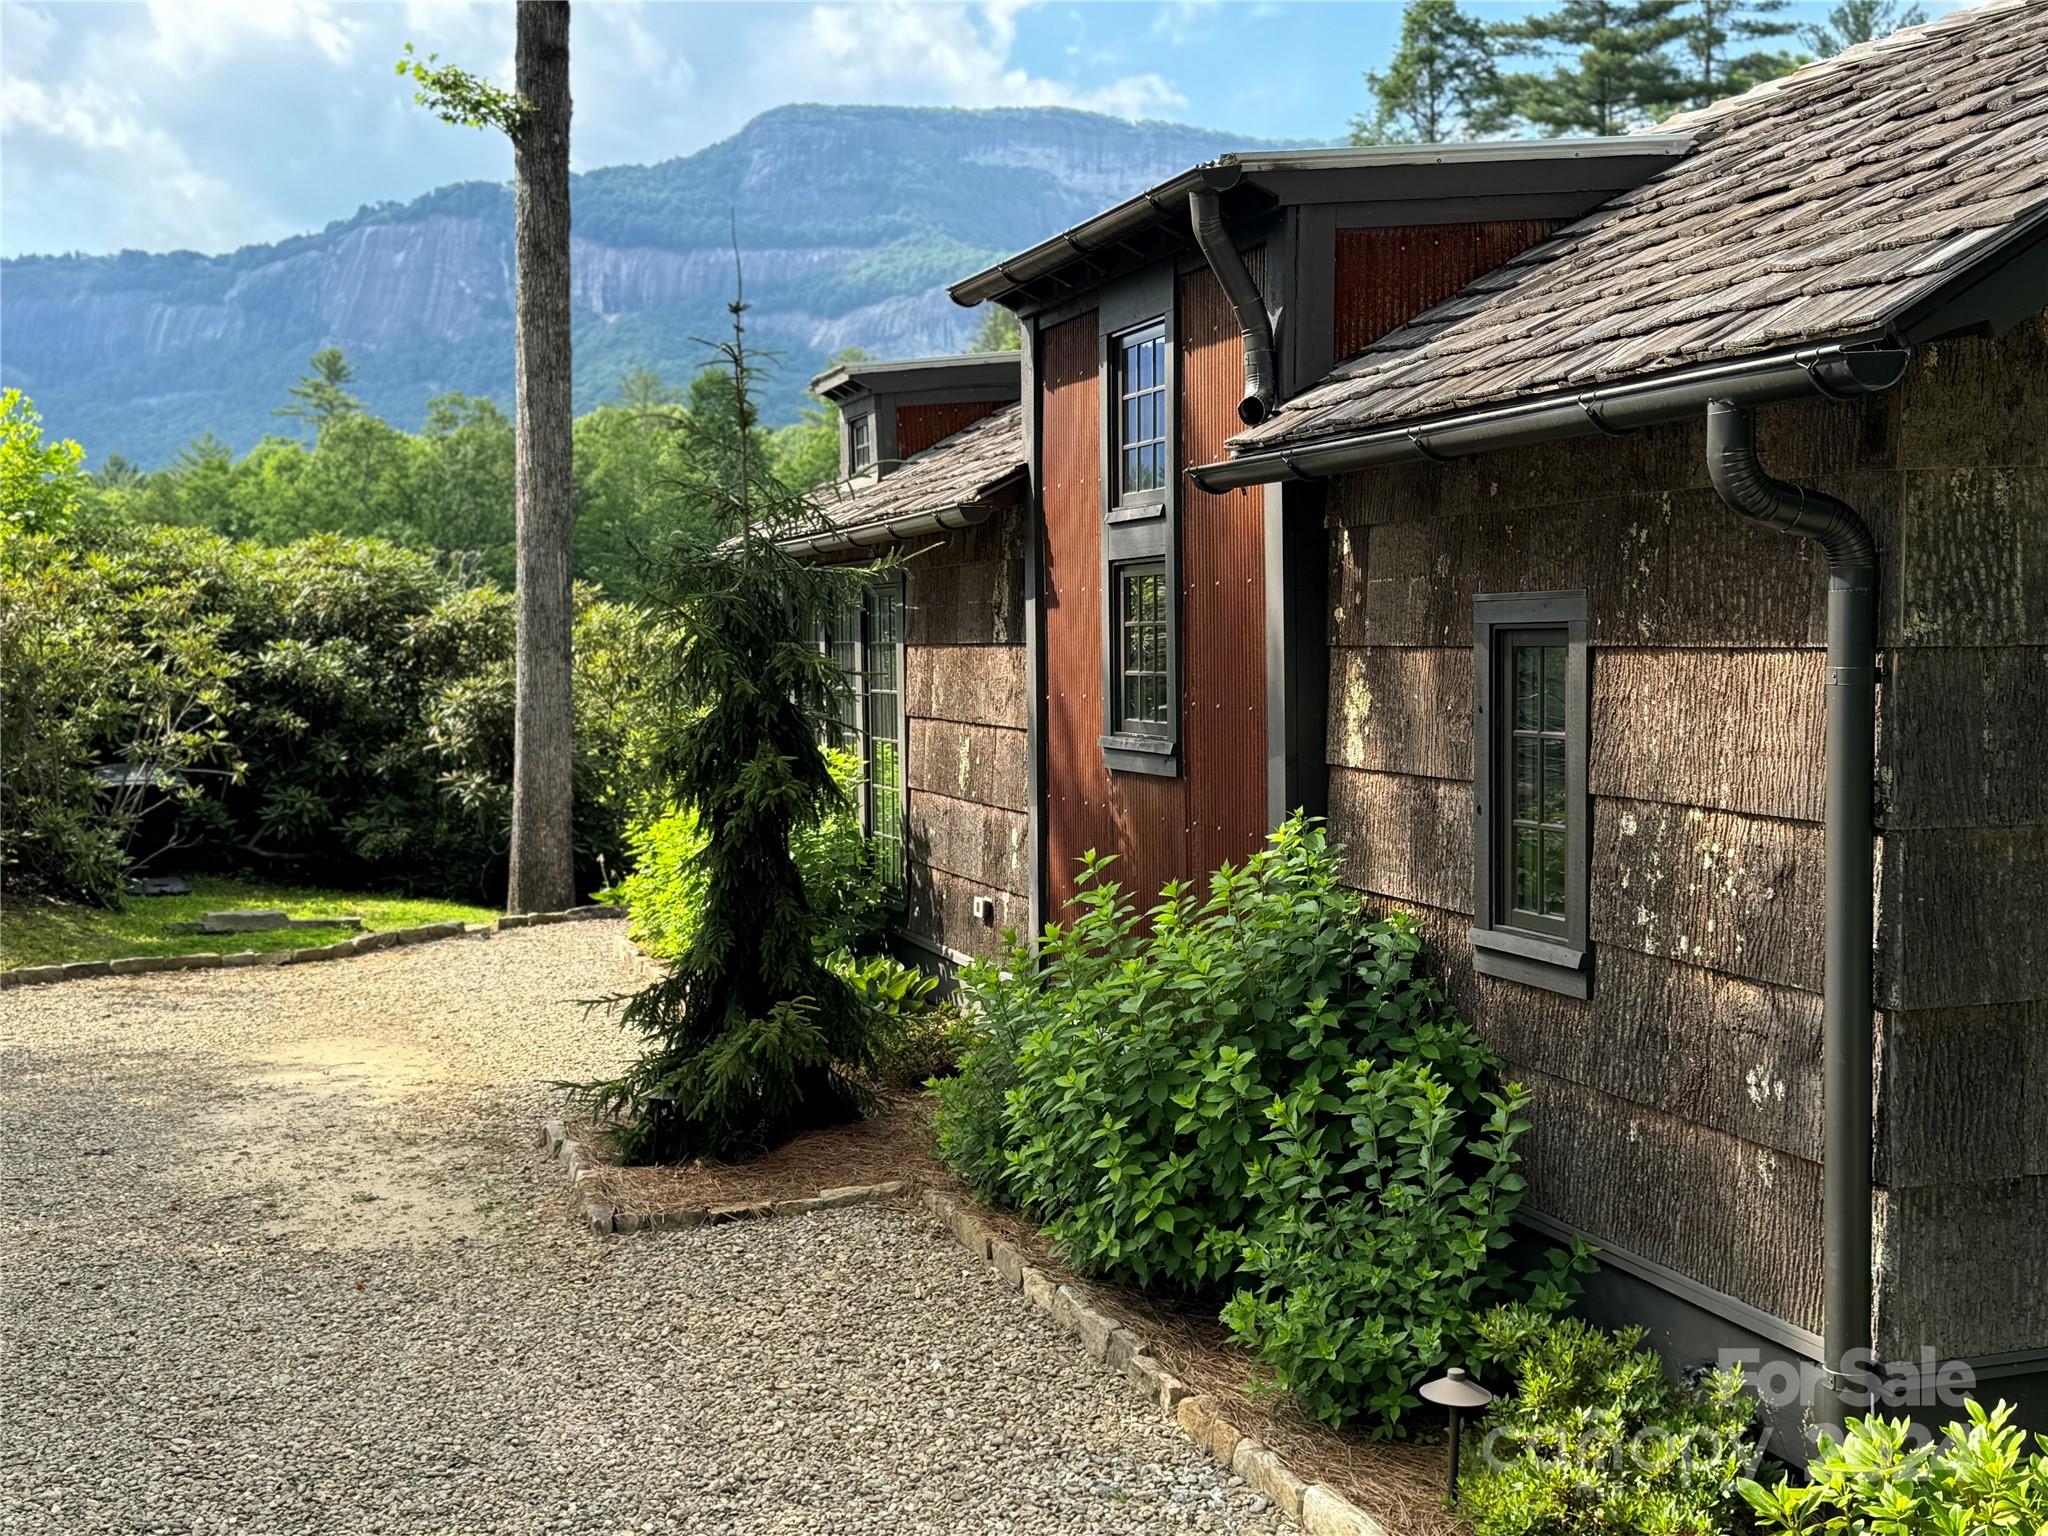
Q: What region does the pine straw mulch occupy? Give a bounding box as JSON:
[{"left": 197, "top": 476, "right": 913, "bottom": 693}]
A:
[{"left": 566, "top": 1093, "right": 1469, "bottom": 1536}]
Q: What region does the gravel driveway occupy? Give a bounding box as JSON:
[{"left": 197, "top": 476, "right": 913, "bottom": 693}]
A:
[{"left": 0, "top": 925, "right": 1292, "bottom": 1535}]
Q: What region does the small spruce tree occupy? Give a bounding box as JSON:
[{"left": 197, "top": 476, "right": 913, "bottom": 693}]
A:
[{"left": 579, "top": 279, "right": 889, "bottom": 1163}]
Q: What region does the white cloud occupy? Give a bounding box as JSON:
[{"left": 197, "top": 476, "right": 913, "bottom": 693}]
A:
[
  {"left": 762, "top": 1, "right": 1185, "bottom": 120},
  {"left": 141, "top": 0, "right": 362, "bottom": 76}
]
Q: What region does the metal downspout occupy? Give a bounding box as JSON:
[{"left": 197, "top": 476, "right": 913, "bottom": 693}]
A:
[
  {"left": 1705, "top": 399, "right": 1876, "bottom": 1437},
  {"left": 1187, "top": 188, "right": 1278, "bottom": 426}
]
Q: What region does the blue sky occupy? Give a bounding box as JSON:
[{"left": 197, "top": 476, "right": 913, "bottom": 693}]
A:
[{"left": 1, "top": 0, "right": 1958, "bottom": 259}]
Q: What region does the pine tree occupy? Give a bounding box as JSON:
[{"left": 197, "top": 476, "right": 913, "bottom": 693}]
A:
[
  {"left": 1494, "top": 0, "right": 1691, "bottom": 135},
  {"left": 578, "top": 282, "right": 892, "bottom": 1163},
  {"left": 1351, "top": 0, "right": 1505, "bottom": 145},
  {"left": 273, "top": 348, "right": 362, "bottom": 435},
  {"left": 1680, "top": 0, "right": 1801, "bottom": 108},
  {"left": 1801, "top": 0, "right": 1925, "bottom": 56},
  {"left": 968, "top": 306, "right": 1023, "bottom": 353}
]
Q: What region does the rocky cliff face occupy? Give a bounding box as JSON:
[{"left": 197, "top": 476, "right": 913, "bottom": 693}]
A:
[{"left": 3, "top": 105, "right": 1289, "bottom": 465}]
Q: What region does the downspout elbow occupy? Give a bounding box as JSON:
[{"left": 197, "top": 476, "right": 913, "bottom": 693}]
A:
[
  {"left": 1706, "top": 399, "right": 1875, "bottom": 585},
  {"left": 1188, "top": 187, "right": 1278, "bottom": 427}
]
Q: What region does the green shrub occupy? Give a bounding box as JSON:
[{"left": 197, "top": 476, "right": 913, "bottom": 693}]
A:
[
  {"left": 830, "top": 948, "right": 953, "bottom": 1090},
  {"left": 0, "top": 518, "right": 653, "bottom": 905},
  {"left": 604, "top": 748, "right": 885, "bottom": 963},
  {"left": 934, "top": 815, "right": 1581, "bottom": 1432},
  {"left": 1459, "top": 1309, "right": 1755, "bottom": 1536},
  {"left": 1739, "top": 1399, "right": 2048, "bottom": 1535}
]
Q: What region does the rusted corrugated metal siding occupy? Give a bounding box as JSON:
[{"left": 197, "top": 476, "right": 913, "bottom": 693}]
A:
[
  {"left": 896, "top": 399, "right": 1002, "bottom": 462},
  {"left": 1039, "top": 311, "right": 1112, "bottom": 917},
  {"left": 1332, "top": 221, "right": 1564, "bottom": 362},
  {"left": 1177, "top": 262, "right": 1269, "bottom": 880}
]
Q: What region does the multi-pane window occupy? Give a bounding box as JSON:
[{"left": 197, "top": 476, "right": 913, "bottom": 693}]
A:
[
  {"left": 1503, "top": 633, "right": 1569, "bottom": 936},
  {"left": 848, "top": 413, "right": 873, "bottom": 473},
  {"left": 817, "top": 579, "right": 906, "bottom": 898},
  {"left": 1114, "top": 561, "right": 1171, "bottom": 734},
  {"left": 864, "top": 584, "right": 905, "bottom": 894},
  {"left": 1472, "top": 592, "right": 1591, "bottom": 998},
  {"left": 1115, "top": 322, "right": 1168, "bottom": 505}
]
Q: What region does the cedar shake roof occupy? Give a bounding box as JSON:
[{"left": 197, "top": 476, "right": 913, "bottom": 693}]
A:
[
  {"left": 799, "top": 402, "right": 1025, "bottom": 540},
  {"left": 1230, "top": 0, "right": 2048, "bottom": 455}
]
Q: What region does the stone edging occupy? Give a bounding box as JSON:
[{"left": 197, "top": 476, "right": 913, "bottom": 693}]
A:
[
  {"left": 918, "top": 1187, "right": 1394, "bottom": 1536},
  {"left": 1, "top": 904, "right": 626, "bottom": 990},
  {"left": 535, "top": 1117, "right": 904, "bottom": 1236}
]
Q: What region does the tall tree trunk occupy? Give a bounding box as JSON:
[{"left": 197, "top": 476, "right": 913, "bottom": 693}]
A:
[{"left": 507, "top": 0, "right": 576, "bottom": 913}]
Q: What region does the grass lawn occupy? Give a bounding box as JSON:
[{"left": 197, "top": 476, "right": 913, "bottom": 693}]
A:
[{"left": 0, "top": 876, "right": 498, "bottom": 970}]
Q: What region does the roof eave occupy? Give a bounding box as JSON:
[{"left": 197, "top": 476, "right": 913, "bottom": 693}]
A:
[{"left": 1188, "top": 339, "right": 1909, "bottom": 493}]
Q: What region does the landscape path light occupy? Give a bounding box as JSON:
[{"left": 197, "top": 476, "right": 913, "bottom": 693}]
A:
[{"left": 1419, "top": 1365, "right": 1494, "bottom": 1501}]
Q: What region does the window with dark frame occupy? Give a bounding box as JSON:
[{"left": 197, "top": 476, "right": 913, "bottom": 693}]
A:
[
  {"left": 847, "top": 413, "right": 873, "bottom": 473},
  {"left": 816, "top": 579, "right": 906, "bottom": 899},
  {"left": 1114, "top": 322, "right": 1168, "bottom": 507},
  {"left": 1472, "top": 592, "right": 1591, "bottom": 998},
  {"left": 1113, "top": 560, "right": 1171, "bottom": 735}
]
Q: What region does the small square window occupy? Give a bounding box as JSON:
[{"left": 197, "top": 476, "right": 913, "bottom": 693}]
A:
[
  {"left": 1114, "top": 322, "right": 1167, "bottom": 508},
  {"left": 1472, "top": 593, "right": 1591, "bottom": 997},
  {"left": 847, "top": 413, "right": 873, "bottom": 473},
  {"left": 1113, "top": 560, "right": 1171, "bottom": 737}
]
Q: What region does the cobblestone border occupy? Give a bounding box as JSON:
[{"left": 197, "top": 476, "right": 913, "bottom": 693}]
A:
[
  {"left": 534, "top": 1116, "right": 905, "bottom": 1236},
  {"left": 0, "top": 905, "right": 626, "bottom": 990},
  {"left": 918, "top": 1187, "right": 1396, "bottom": 1536}
]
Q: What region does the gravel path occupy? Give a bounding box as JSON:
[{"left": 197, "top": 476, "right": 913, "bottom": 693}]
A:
[{"left": 0, "top": 926, "right": 1293, "bottom": 1535}]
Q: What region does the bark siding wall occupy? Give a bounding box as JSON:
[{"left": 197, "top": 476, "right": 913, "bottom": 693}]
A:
[
  {"left": 1324, "top": 313, "right": 2048, "bottom": 1357},
  {"left": 901, "top": 510, "right": 1029, "bottom": 961}
]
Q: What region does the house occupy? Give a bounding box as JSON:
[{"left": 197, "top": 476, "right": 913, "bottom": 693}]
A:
[
  {"left": 785, "top": 354, "right": 1031, "bottom": 968},
  {"left": 809, "top": 0, "right": 2048, "bottom": 1448}
]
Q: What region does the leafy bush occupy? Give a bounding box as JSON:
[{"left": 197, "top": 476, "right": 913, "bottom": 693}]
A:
[
  {"left": 1739, "top": 1399, "right": 2048, "bottom": 1535},
  {"left": 604, "top": 748, "right": 886, "bottom": 963},
  {"left": 831, "top": 948, "right": 953, "bottom": 1090},
  {"left": 934, "top": 815, "right": 1580, "bottom": 1431},
  {"left": 1459, "top": 1309, "right": 1755, "bottom": 1536},
  {"left": 0, "top": 518, "right": 653, "bottom": 904}
]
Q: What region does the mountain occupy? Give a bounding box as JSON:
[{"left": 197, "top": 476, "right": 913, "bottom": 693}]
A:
[{"left": 2, "top": 105, "right": 1301, "bottom": 466}]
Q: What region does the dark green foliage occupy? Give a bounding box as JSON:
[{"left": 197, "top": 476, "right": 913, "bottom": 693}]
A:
[
  {"left": 967, "top": 307, "right": 1023, "bottom": 355},
  {"left": 832, "top": 950, "right": 956, "bottom": 1091},
  {"left": 1800, "top": 0, "right": 1924, "bottom": 56},
  {"left": 0, "top": 517, "right": 650, "bottom": 905},
  {"left": 1677, "top": 0, "right": 1801, "bottom": 107},
  {"left": 1740, "top": 1400, "right": 2048, "bottom": 1534},
  {"left": 1493, "top": 0, "right": 1693, "bottom": 134},
  {"left": 1350, "top": 0, "right": 1506, "bottom": 145},
  {"left": 576, "top": 293, "right": 894, "bottom": 1164},
  {"left": 933, "top": 816, "right": 1583, "bottom": 1432},
  {"left": 1460, "top": 1309, "right": 1756, "bottom": 1536}
]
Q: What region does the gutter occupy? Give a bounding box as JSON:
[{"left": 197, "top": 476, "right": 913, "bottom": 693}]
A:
[
  {"left": 1187, "top": 341, "right": 1909, "bottom": 492},
  {"left": 1706, "top": 401, "right": 1877, "bottom": 1439},
  {"left": 1187, "top": 187, "right": 1279, "bottom": 426},
  {"left": 775, "top": 500, "right": 999, "bottom": 559}
]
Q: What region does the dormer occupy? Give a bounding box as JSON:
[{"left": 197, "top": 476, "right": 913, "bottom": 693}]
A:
[{"left": 810, "top": 353, "right": 1022, "bottom": 484}]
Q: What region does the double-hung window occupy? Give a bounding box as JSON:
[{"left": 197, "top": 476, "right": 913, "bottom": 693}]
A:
[
  {"left": 847, "top": 412, "right": 874, "bottom": 475},
  {"left": 818, "top": 578, "right": 906, "bottom": 897},
  {"left": 1098, "top": 304, "right": 1177, "bottom": 776},
  {"left": 1471, "top": 592, "right": 1591, "bottom": 997},
  {"left": 1114, "top": 322, "right": 1168, "bottom": 511}
]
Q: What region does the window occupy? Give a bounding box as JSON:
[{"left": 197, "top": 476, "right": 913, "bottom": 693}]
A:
[
  {"left": 817, "top": 578, "right": 906, "bottom": 897},
  {"left": 847, "top": 412, "right": 873, "bottom": 474},
  {"left": 1113, "top": 321, "right": 1168, "bottom": 508},
  {"left": 1113, "top": 560, "right": 1171, "bottom": 735},
  {"left": 1472, "top": 592, "right": 1591, "bottom": 997}
]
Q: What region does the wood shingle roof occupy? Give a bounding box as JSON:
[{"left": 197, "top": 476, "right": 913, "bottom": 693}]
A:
[
  {"left": 1230, "top": 0, "right": 2048, "bottom": 455},
  {"left": 795, "top": 403, "right": 1024, "bottom": 544}
]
